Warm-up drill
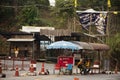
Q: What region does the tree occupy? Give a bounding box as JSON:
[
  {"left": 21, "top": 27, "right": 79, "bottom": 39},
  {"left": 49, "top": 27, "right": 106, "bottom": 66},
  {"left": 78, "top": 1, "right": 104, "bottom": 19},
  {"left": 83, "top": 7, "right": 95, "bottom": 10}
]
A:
[
  {"left": 51, "top": 0, "right": 75, "bottom": 29},
  {"left": 0, "top": 0, "right": 17, "bottom": 32},
  {"left": 108, "top": 33, "right": 120, "bottom": 70},
  {"left": 17, "top": 0, "right": 50, "bottom": 26},
  {"left": 77, "top": 0, "right": 107, "bottom": 10},
  {"left": 17, "top": 5, "right": 38, "bottom": 26}
]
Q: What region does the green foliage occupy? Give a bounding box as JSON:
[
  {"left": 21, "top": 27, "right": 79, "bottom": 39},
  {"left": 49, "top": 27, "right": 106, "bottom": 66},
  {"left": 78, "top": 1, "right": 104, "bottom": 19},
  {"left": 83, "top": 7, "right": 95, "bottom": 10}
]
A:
[
  {"left": 55, "top": 0, "right": 75, "bottom": 17},
  {"left": 17, "top": 5, "right": 38, "bottom": 26},
  {"left": 77, "top": 0, "right": 107, "bottom": 10},
  {"left": 110, "top": 0, "right": 120, "bottom": 11},
  {"left": 16, "top": 0, "right": 50, "bottom": 26},
  {"left": 109, "top": 33, "right": 120, "bottom": 56},
  {"left": 0, "top": 0, "right": 50, "bottom": 28},
  {"left": 0, "top": 0, "right": 16, "bottom": 31},
  {"left": 108, "top": 33, "right": 120, "bottom": 69},
  {"left": 51, "top": 0, "right": 75, "bottom": 28}
]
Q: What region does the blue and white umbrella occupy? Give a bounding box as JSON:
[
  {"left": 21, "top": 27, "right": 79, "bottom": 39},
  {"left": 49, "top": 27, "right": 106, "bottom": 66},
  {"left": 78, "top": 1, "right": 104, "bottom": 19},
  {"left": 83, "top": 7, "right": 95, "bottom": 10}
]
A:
[{"left": 47, "top": 41, "right": 83, "bottom": 50}]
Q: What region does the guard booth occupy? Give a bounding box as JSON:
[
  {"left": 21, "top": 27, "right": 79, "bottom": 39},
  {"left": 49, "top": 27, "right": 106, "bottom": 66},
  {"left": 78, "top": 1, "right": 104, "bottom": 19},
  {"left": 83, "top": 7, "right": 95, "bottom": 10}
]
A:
[
  {"left": 7, "top": 32, "right": 36, "bottom": 59},
  {"left": 7, "top": 26, "right": 54, "bottom": 60},
  {"left": 7, "top": 32, "right": 51, "bottom": 60}
]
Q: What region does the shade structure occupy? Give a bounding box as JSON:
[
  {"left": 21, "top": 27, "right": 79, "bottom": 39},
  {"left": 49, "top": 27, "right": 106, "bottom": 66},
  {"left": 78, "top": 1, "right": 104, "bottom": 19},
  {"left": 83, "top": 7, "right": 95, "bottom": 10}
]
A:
[
  {"left": 71, "top": 41, "right": 109, "bottom": 50},
  {"left": 47, "top": 41, "right": 83, "bottom": 50},
  {"left": 89, "top": 43, "right": 109, "bottom": 50}
]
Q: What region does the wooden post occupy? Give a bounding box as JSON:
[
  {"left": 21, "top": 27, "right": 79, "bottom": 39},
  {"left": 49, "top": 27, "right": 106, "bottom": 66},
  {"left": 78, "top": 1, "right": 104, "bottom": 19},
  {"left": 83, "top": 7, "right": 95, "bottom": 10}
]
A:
[
  {"left": 11, "top": 57, "right": 15, "bottom": 71},
  {"left": 20, "top": 57, "right": 25, "bottom": 71}
]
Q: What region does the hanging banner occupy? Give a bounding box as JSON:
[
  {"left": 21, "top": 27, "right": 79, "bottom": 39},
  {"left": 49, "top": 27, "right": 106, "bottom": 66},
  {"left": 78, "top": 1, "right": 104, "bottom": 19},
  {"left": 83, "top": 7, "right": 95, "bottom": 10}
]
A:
[{"left": 76, "top": 9, "right": 107, "bottom": 35}]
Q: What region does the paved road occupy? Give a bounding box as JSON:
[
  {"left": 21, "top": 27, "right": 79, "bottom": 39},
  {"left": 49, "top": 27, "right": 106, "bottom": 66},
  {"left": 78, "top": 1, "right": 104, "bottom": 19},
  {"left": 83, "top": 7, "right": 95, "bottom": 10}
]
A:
[
  {"left": 1, "top": 60, "right": 120, "bottom": 80},
  {"left": 1, "top": 72, "right": 120, "bottom": 80}
]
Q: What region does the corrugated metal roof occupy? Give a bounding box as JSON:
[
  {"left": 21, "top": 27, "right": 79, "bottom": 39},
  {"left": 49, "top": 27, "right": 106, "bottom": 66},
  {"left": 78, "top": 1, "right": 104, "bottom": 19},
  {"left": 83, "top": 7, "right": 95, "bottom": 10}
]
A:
[
  {"left": 71, "top": 41, "right": 109, "bottom": 50},
  {"left": 7, "top": 38, "right": 35, "bottom": 42},
  {"left": 89, "top": 43, "right": 109, "bottom": 50}
]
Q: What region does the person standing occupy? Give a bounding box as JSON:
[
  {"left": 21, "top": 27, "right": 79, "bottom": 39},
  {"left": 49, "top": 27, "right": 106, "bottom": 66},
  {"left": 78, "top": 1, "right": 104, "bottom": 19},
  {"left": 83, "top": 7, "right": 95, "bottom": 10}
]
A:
[
  {"left": 77, "top": 58, "right": 85, "bottom": 74},
  {"left": 85, "top": 59, "right": 91, "bottom": 74},
  {"left": 14, "top": 46, "right": 19, "bottom": 57}
]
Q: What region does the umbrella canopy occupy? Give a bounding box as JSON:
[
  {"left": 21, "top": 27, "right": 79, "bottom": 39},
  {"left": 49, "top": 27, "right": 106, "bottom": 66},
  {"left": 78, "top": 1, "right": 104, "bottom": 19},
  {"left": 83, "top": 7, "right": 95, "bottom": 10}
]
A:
[
  {"left": 71, "top": 41, "right": 93, "bottom": 50},
  {"left": 47, "top": 41, "right": 83, "bottom": 50}
]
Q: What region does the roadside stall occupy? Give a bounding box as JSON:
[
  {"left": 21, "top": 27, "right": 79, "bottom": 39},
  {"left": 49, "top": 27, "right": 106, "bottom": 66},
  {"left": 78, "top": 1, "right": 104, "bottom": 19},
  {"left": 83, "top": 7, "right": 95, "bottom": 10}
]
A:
[
  {"left": 46, "top": 41, "right": 110, "bottom": 74},
  {"left": 46, "top": 41, "right": 83, "bottom": 74},
  {"left": 46, "top": 41, "right": 82, "bottom": 62}
]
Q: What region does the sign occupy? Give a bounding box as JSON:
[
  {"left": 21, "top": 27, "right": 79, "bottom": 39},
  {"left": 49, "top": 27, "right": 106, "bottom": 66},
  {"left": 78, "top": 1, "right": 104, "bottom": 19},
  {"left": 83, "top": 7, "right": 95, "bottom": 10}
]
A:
[{"left": 57, "top": 56, "right": 74, "bottom": 67}]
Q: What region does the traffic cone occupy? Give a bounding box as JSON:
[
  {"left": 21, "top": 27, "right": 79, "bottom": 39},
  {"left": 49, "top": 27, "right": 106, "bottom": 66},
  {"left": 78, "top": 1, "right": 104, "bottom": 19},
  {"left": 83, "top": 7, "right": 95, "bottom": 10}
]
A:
[
  {"left": 29, "top": 64, "right": 34, "bottom": 73},
  {"left": 30, "top": 60, "right": 36, "bottom": 71},
  {"left": 39, "top": 62, "right": 45, "bottom": 75},
  {"left": 74, "top": 77, "right": 79, "bottom": 80},
  {"left": 15, "top": 65, "right": 19, "bottom": 77},
  {"left": 0, "top": 60, "right": 6, "bottom": 78},
  {"left": 0, "top": 60, "right": 2, "bottom": 74}
]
